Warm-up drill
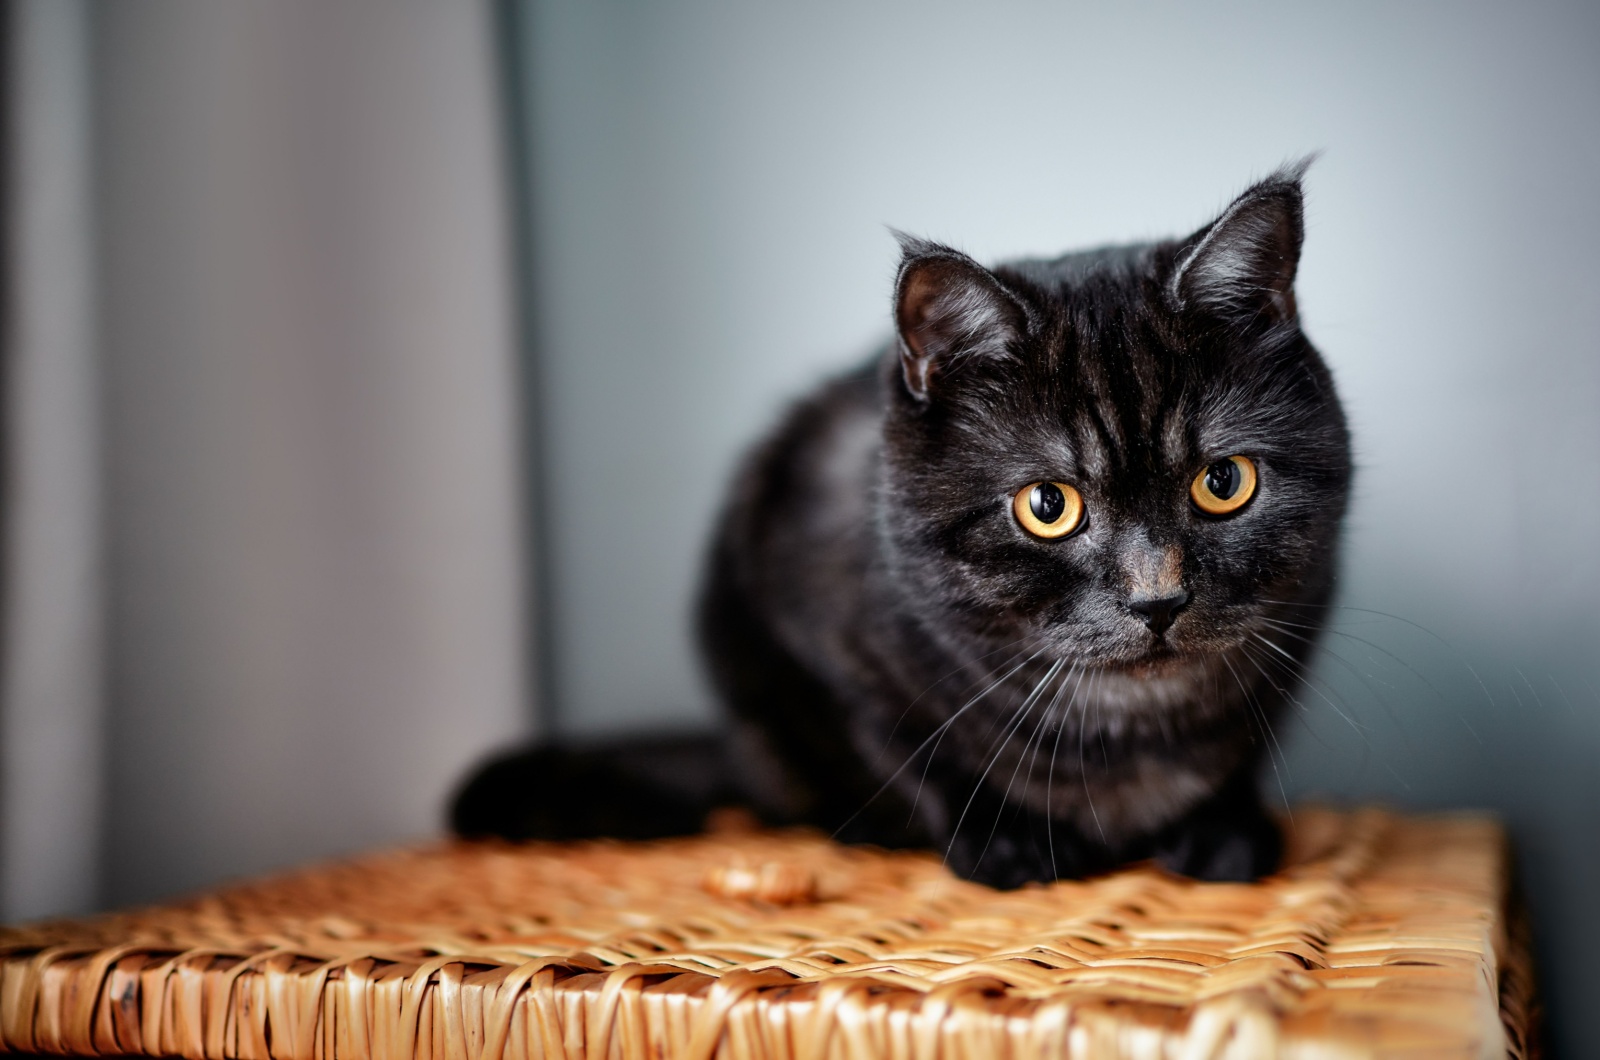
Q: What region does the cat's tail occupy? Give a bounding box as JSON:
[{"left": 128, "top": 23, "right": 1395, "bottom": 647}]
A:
[{"left": 449, "top": 731, "right": 740, "bottom": 841}]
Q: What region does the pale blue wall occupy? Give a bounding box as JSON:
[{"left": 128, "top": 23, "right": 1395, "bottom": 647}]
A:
[{"left": 512, "top": 2, "right": 1600, "bottom": 1051}]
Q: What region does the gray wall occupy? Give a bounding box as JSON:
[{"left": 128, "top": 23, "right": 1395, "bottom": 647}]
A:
[
  {"left": 515, "top": 1, "right": 1600, "bottom": 1053},
  {"left": 1, "top": 0, "right": 101, "bottom": 921},
  {"left": 93, "top": 0, "right": 531, "bottom": 908}
]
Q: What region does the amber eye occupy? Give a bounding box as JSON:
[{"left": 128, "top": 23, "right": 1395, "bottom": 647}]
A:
[
  {"left": 1190, "top": 456, "right": 1258, "bottom": 516},
  {"left": 1013, "top": 482, "right": 1085, "bottom": 539}
]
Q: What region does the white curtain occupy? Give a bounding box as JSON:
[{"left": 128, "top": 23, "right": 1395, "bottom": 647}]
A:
[
  {"left": 0, "top": 0, "right": 101, "bottom": 921},
  {"left": 1, "top": 0, "right": 533, "bottom": 918}
]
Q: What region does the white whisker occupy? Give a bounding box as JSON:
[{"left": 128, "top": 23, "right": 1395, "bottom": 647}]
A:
[{"left": 949, "top": 657, "right": 1064, "bottom": 868}]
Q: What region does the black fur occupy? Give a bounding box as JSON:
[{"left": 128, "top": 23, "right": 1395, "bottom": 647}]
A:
[{"left": 454, "top": 166, "right": 1350, "bottom": 887}]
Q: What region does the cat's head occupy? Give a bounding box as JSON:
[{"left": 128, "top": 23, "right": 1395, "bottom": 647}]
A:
[{"left": 880, "top": 167, "right": 1350, "bottom": 674}]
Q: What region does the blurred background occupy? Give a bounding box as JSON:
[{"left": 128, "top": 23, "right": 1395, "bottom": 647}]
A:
[{"left": 2, "top": 0, "right": 1596, "bottom": 1054}]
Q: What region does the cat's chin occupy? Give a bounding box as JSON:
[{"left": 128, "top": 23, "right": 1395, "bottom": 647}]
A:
[
  {"left": 1079, "top": 633, "right": 1253, "bottom": 679},
  {"left": 1089, "top": 648, "right": 1251, "bottom": 698},
  {"left": 1084, "top": 639, "right": 1216, "bottom": 676},
  {"left": 1098, "top": 652, "right": 1200, "bottom": 679},
  {"left": 1037, "top": 652, "right": 1233, "bottom": 728}
]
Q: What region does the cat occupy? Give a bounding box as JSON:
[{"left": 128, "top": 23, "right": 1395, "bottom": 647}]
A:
[{"left": 453, "top": 164, "right": 1351, "bottom": 887}]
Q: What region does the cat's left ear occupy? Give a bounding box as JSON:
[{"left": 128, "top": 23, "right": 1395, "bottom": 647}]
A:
[
  {"left": 1170, "top": 164, "right": 1307, "bottom": 326},
  {"left": 893, "top": 235, "right": 1026, "bottom": 402}
]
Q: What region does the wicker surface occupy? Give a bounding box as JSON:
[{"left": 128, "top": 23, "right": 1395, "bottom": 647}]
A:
[{"left": 0, "top": 808, "right": 1532, "bottom": 1060}]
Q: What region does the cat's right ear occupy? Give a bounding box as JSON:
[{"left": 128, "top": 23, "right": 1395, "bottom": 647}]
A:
[{"left": 893, "top": 236, "right": 1025, "bottom": 402}]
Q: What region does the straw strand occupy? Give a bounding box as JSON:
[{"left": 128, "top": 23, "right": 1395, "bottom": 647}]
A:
[{"left": 0, "top": 808, "right": 1530, "bottom": 1059}]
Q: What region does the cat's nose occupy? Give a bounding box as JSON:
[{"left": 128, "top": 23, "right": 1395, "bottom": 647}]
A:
[{"left": 1127, "top": 591, "right": 1190, "bottom": 636}]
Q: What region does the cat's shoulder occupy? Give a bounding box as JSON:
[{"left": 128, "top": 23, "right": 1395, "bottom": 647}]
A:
[
  {"left": 717, "top": 355, "right": 886, "bottom": 589},
  {"left": 731, "top": 356, "right": 883, "bottom": 506}
]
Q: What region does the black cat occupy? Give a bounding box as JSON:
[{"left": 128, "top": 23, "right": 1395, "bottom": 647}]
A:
[{"left": 454, "top": 165, "right": 1351, "bottom": 887}]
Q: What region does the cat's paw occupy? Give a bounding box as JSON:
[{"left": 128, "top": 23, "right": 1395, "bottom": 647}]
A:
[
  {"left": 943, "top": 826, "right": 1117, "bottom": 888},
  {"left": 943, "top": 832, "right": 1050, "bottom": 890},
  {"left": 1153, "top": 810, "right": 1282, "bottom": 882}
]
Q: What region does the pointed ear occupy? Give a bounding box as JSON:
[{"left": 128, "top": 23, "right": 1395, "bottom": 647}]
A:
[
  {"left": 893, "top": 236, "right": 1026, "bottom": 401},
  {"left": 1170, "top": 166, "right": 1307, "bottom": 326}
]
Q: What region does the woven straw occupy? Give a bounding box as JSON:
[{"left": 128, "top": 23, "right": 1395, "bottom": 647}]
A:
[{"left": 0, "top": 808, "right": 1534, "bottom": 1060}]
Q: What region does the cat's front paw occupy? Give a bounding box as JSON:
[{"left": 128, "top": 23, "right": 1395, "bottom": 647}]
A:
[
  {"left": 943, "top": 831, "right": 1049, "bottom": 890},
  {"left": 1153, "top": 807, "right": 1282, "bottom": 882},
  {"left": 943, "top": 823, "right": 1118, "bottom": 888}
]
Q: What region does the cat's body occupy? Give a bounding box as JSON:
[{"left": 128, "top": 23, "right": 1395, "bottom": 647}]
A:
[{"left": 454, "top": 168, "right": 1350, "bottom": 886}]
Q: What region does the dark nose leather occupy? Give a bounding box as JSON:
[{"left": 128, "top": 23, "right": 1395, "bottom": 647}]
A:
[{"left": 1127, "top": 591, "right": 1190, "bottom": 636}]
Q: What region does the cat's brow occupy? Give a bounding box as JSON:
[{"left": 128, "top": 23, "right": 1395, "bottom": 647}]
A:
[
  {"left": 1195, "top": 382, "right": 1300, "bottom": 454},
  {"left": 1068, "top": 334, "right": 1126, "bottom": 453},
  {"left": 1160, "top": 407, "right": 1190, "bottom": 466},
  {"left": 1124, "top": 332, "right": 1164, "bottom": 430},
  {"left": 1070, "top": 411, "right": 1111, "bottom": 477}
]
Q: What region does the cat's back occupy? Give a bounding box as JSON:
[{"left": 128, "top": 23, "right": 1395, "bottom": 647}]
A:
[{"left": 709, "top": 356, "right": 887, "bottom": 664}]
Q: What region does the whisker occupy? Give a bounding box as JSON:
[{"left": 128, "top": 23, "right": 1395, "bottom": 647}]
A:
[
  {"left": 950, "top": 658, "right": 1064, "bottom": 868},
  {"left": 908, "top": 646, "right": 1047, "bottom": 818},
  {"left": 1235, "top": 640, "right": 1348, "bottom": 761},
  {"left": 1259, "top": 615, "right": 1481, "bottom": 742},
  {"left": 974, "top": 659, "right": 1068, "bottom": 869},
  {"left": 1078, "top": 668, "right": 1106, "bottom": 843},
  {"left": 831, "top": 646, "right": 1044, "bottom": 840},
  {"left": 1250, "top": 631, "right": 1369, "bottom": 736},
  {"left": 1219, "top": 650, "right": 1291, "bottom": 817},
  {"left": 1515, "top": 667, "right": 1546, "bottom": 715},
  {"left": 1241, "top": 638, "right": 1396, "bottom": 785},
  {"left": 1242, "top": 638, "right": 1409, "bottom": 788},
  {"left": 1003, "top": 660, "right": 1068, "bottom": 808},
  {"left": 1259, "top": 617, "right": 1403, "bottom": 692},
  {"left": 1255, "top": 618, "right": 1422, "bottom": 755},
  {"left": 1547, "top": 673, "right": 1580, "bottom": 720},
  {"left": 1016, "top": 665, "right": 1069, "bottom": 813},
  {"left": 1261, "top": 598, "right": 1497, "bottom": 713},
  {"left": 1234, "top": 640, "right": 1314, "bottom": 721},
  {"left": 870, "top": 634, "right": 1035, "bottom": 770},
  {"left": 1047, "top": 661, "right": 1088, "bottom": 878}
]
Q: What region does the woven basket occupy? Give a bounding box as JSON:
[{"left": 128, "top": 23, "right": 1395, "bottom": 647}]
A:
[{"left": 0, "top": 808, "right": 1534, "bottom": 1060}]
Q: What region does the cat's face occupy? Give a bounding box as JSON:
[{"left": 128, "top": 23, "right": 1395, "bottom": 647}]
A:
[{"left": 881, "top": 171, "right": 1350, "bottom": 677}]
